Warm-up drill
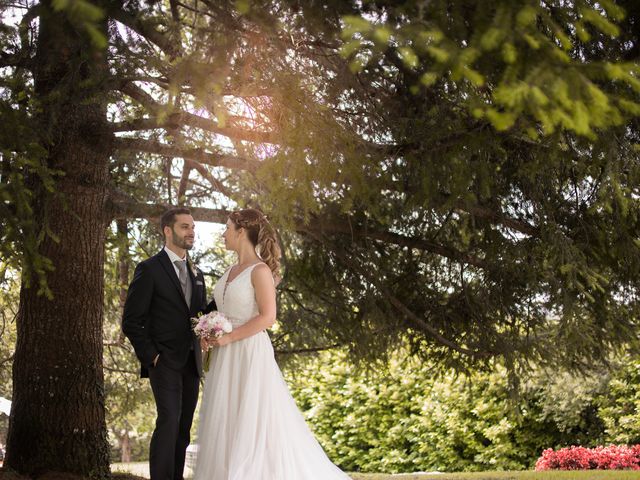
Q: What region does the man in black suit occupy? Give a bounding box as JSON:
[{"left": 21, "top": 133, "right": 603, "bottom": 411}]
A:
[{"left": 122, "top": 207, "right": 212, "bottom": 480}]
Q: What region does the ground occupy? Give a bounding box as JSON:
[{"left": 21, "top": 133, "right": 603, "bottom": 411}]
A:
[
  {"left": 2, "top": 465, "right": 640, "bottom": 479},
  {"left": 351, "top": 473, "right": 640, "bottom": 479}
]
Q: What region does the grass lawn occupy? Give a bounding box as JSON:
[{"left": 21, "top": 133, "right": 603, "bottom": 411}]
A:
[
  {"left": 2, "top": 465, "right": 640, "bottom": 480},
  {"left": 351, "top": 472, "right": 640, "bottom": 480},
  {"left": 111, "top": 463, "right": 640, "bottom": 480}
]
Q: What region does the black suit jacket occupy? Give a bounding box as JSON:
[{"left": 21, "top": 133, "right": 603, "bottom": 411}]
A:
[{"left": 122, "top": 249, "right": 215, "bottom": 378}]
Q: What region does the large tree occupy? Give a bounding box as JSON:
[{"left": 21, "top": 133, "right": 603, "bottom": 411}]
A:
[
  {"left": 0, "top": 0, "right": 639, "bottom": 476},
  {"left": 3, "top": 0, "right": 112, "bottom": 475},
  {"left": 269, "top": 0, "right": 640, "bottom": 373}
]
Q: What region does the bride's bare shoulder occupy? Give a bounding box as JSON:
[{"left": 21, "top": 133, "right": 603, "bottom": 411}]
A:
[{"left": 251, "top": 262, "right": 273, "bottom": 285}]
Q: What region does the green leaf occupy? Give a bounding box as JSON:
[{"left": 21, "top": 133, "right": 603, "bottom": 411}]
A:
[
  {"left": 529, "top": 86, "right": 549, "bottom": 106},
  {"left": 53, "top": 0, "right": 104, "bottom": 22},
  {"left": 554, "top": 27, "right": 573, "bottom": 51},
  {"left": 340, "top": 39, "right": 363, "bottom": 58},
  {"left": 599, "top": 0, "right": 627, "bottom": 22},
  {"left": 486, "top": 108, "right": 517, "bottom": 131},
  {"left": 480, "top": 28, "right": 503, "bottom": 51},
  {"left": 618, "top": 99, "right": 640, "bottom": 115},
  {"left": 373, "top": 26, "right": 392, "bottom": 45},
  {"left": 398, "top": 46, "right": 419, "bottom": 69},
  {"left": 417, "top": 29, "right": 444, "bottom": 45},
  {"left": 550, "top": 47, "right": 571, "bottom": 63},
  {"left": 581, "top": 8, "right": 620, "bottom": 37},
  {"left": 516, "top": 5, "right": 538, "bottom": 27},
  {"left": 235, "top": 0, "right": 251, "bottom": 15},
  {"left": 51, "top": 0, "right": 70, "bottom": 10},
  {"left": 420, "top": 72, "right": 439, "bottom": 87},
  {"left": 84, "top": 23, "right": 107, "bottom": 50},
  {"left": 575, "top": 21, "right": 591, "bottom": 42},
  {"left": 348, "top": 57, "right": 366, "bottom": 73},
  {"left": 522, "top": 33, "right": 541, "bottom": 49},
  {"left": 426, "top": 45, "right": 449, "bottom": 63},
  {"left": 342, "top": 15, "right": 372, "bottom": 38},
  {"left": 501, "top": 42, "right": 517, "bottom": 64},
  {"left": 526, "top": 127, "right": 539, "bottom": 140},
  {"left": 462, "top": 66, "right": 485, "bottom": 87}
]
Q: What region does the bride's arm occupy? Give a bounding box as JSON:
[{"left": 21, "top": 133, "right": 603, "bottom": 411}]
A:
[{"left": 209, "top": 263, "right": 276, "bottom": 347}]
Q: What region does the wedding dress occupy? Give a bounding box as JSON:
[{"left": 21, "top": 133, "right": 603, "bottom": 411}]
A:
[{"left": 193, "top": 263, "right": 350, "bottom": 480}]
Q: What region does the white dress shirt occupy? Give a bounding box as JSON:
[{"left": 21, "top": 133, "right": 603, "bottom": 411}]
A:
[{"left": 164, "top": 246, "right": 188, "bottom": 278}]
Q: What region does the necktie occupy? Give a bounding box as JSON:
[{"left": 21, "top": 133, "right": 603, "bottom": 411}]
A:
[{"left": 174, "top": 259, "right": 191, "bottom": 305}]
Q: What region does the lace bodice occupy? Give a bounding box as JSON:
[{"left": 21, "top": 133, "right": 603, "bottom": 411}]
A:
[{"left": 212, "top": 263, "right": 262, "bottom": 326}]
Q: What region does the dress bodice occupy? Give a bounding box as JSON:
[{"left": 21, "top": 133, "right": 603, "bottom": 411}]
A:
[{"left": 212, "top": 263, "right": 261, "bottom": 326}]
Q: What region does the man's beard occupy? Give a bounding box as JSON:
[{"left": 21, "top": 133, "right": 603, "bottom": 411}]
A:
[{"left": 172, "top": 230, "right": 194, "bottom": 250}]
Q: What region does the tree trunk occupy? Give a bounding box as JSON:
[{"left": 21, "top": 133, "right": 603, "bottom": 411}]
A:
[
  {"left": 5, "top": 2, "right": 111, "bottom": 477},
  {"left": 119, "top": 431, "right": 131, "bottom": 464}
]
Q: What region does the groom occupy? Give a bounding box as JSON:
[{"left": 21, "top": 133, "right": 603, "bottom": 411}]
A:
[{"left": 122, "top": 207, "right": 212, "bottom": 480}]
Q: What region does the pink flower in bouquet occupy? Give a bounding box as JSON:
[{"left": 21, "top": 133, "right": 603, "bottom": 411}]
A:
[
  {"left": 191, "top": 311, "right": 232, "bottom": 372},
  {"left": 193, "top": 311, "right": 232, "bottom": 340}
]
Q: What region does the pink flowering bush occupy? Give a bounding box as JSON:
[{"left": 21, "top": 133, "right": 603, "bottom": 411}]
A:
[{"left": 535, "top": 444, "right": 640, "bottom": 470}]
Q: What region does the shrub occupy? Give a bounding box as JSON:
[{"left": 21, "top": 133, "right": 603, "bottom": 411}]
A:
[
  {"left": 284, "top": 348, "right": 606, "bottom": 473},
  {"left": 284, "top": 349, "right": 640, "bottom": 473},
  {"left": 535, "top": 445, "right": 640, "bottom": 470}
]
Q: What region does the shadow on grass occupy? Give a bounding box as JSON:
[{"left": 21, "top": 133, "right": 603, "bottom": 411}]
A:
[{"left": 0, "top": 469, "right": 146, "bottom": 480}]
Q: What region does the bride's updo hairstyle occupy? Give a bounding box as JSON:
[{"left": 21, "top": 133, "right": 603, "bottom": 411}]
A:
[{"left": 229, "top": 208, "right": 281, "bottom": 279}]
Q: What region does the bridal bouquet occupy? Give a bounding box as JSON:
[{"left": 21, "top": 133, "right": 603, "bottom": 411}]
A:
[{"left": 192, "top": 311, "right": 232, "bottom": 372}]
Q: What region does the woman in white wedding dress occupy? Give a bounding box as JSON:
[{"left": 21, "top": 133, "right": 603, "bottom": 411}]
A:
[{"left": 194, "top": 208, "right": 350, "bottom": 480}]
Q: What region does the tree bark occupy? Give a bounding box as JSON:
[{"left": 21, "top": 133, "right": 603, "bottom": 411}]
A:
[
  {"left": 5, "top": 2, "right": 111, "bottom": 477},
  {"left": 119, "top": 430, "right": 131, "bottom": 464}
]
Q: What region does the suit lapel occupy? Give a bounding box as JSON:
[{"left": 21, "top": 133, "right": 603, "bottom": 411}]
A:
[{"left": 156, "top": 249, "right": 189, "bottom": 310}]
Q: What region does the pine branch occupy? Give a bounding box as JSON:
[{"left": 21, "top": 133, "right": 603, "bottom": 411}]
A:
[
  {"left": 173, "top": 0, "right": 216, "bottom": 19},
  {"left": 275, "top": 344, "right": 342, "bottom": 356},
  {"left": 118, "top": 75, "right": 170, "bottom": 87},
  {"left": 0, "top": 353, "right": 14, "bottom": 368},
  {"left": 299, "top": 220, "right": 487, "bottom": 269},
  {"left": 115, "top": 82, "right": 277, "bottom": 143},
  {"left": 380, "top": 180, "right": 539, "bottom": 237},
  {"left": 108, "top": 194, "right": 232, "bottom": 223},
  {"left": 176, "top": 161, "right": 192, "bottom": 204},
  {"left": 455, "top": 200, "right": 539, "bottom": 237},
  {"left": 108, "top": 199, "right": 487, "bottom": 269},
  {"left": 103, "top": 365, "right": 139, "bottom": 375},
  {"left": 116, "top": 88, "right": 533, "bottom": 240},
  {"left": 0, "top": 51, "right": 29, "bottom": 68},
  {"left": 189, "top": 160, "right": 234, "bottom": 198},
  {"left": 198, "top": 0, "right": 244, "bottom": 32},
  {"left": 310, "top": 230, "right": 493, "bottom": 358},
  {"left": 108, "top": 6, "right": 179, "bottom": 58},
  {"left": 110, "top": 114, "right": 276, "bottom": 143},
  {"left": 3, "top": 3, "right": 42, "bottom": 70},
  {"left": 117, "top": 81, "right": 159, "bottom": 110},
  {"left": 113, "top": 137, "right": 260, "bottom": 171},
  {"left": 169, "top": 0, "right": 181, "bottom": 22}
]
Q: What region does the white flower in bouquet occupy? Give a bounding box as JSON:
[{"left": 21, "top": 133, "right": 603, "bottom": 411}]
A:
[{"left": 191, "top": 311, "right": 232, "bottom": 372}]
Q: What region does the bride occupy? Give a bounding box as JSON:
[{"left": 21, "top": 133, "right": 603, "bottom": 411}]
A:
[{"left": 194, "top": 208, "right": 350, "bottom": 480}]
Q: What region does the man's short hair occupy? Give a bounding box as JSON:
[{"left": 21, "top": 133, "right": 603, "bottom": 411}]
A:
[{"left": 160, "top": 207, "right": 192, "bottom": 237}]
